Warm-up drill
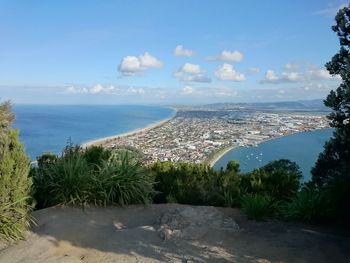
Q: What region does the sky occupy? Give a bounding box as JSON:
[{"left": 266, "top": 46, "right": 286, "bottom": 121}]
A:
[{"left": 0, "top": 0, "right": 347, "bottom": 105}]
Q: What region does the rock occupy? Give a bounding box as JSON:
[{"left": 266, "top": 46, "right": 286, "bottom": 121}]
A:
[{"left": 157, "top": 206, "right": 239, "bottom": 241}]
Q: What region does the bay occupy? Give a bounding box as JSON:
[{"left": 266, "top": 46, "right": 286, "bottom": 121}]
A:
[{"left": 213, "top": 128, "right": 334, "bottom": 181}]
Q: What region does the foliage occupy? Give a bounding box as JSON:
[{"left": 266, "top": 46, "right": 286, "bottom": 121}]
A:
[
  {"left": 32, "top": 144, "right": 153, "bottom": 208},
  {"left": 88, "top": 153, "right": 154, "bottom": 206},
  {"left": 240, "top": 193, "right": 276, "bottom": 220},
  {"left": 32, "top": 145, "right": 91, "bottom": 207},
  {"left": 149, "top": 161, "right": 241, "bottom": 206},
  {"left": 0, "top": 101, "right": 33, "bottom": 241},
  {"left": 280, "top": 187, "right": 330, "bottom": 223},
  {"left": 241, "top": 159, "right": 301, "bottom": 200},
  {"left": 311, "top": 5, "right": 350, "bottom": 224},
  {"left": 83, "top": 145, "right": 111, "bottom": 169}
]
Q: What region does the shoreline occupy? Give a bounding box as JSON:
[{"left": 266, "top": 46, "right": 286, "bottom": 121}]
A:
[
  {"left": 209, "top": 127, "right": 332, "bottom": 168},
  {"left": 207, "top": 146, "right": 237, "bottom": 167},
  {"left": 81, "top": 110, "right": 177, "bottom": 148}
]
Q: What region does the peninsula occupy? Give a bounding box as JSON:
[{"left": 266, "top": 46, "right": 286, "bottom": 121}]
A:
[{"left": 90, "top": 105, "right": 329, "bottom": 165}]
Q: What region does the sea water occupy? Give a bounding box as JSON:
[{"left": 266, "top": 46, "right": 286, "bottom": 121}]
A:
[
  {"left": 213, "top": 128, "right": 334, "bottom": 181},
  {"left": 13, "top": 104, "right": 175, "bottom": 160}
]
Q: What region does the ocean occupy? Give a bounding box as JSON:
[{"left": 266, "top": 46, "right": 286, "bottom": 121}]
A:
[
  {"left": 13, "top": 105, "right": 175, "bottom": 160},
  {"left": 213, "top": 128, "right": 334, "bottom": 182}
]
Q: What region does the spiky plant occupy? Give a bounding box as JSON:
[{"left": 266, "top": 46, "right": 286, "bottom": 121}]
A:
[{"left": 0, "top": 101, "right": 33, "bottom": 241}]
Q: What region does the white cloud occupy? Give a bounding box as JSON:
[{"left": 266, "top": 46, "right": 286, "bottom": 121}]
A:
[
  {"left": 260, "top": 65, "right": 341, "bottom": 84},
  {"left": 181, "top": 86, "right": 194, "bottom": 94},
  {"left": 174, "top": 63, "right": 211, "bottom": 83},
  {"left": 180, "top": 85, "right": 238, "bottom": 98},
  {"left": 118, "top": 56, "right": 142, "bottom": 75},
  {"left": 284, "top": 63, "right": 298, "bottom": 71},
  {"left": 208, "top": 50, "right": 243, "bottom": 62},
  {"left": 127, "top": 87, "right": 145, "bottom": 95},
  {"left": 67, "top": 84, "right": 121, "bottom": 95},
  {"left": 139, "top": 52, "right": 163, "bottom": 68},
  {"left": 261, "top": 70, "right": 303, "bottom": 84},
  {"left": 215, "top": 63, "right": 246, "bottom": 81},
  {"left": 282, "top": 72, "right": 303, "bottom": 82},
  {"left": 90, "top": 84, "right": 104, "bottom": 94},
  {"left": 264, "top": 70, "right": 279, "bottom": 82},
  {"left": 118, "top": 52, "right": 163, "bottom": 76},
  {"left": 174, "top": 45, "right": 195, "bottom": 57},
  {"left": 303, "top": 83, "right": 331, "bottom": 91},
  {"left": 182, "top": 74, "right": 212, "bottom": 83},
  {"left": 307, "top": 69, "right": 341, "bottom": 80},
  {"left": 180, "top": 63, "right": 201, "bottom": 74},
  {"left": 248, "top": 67, "right": 260, "bottom": 74}
]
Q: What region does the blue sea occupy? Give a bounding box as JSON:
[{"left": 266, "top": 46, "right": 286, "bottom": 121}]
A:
[
  {"left": 13, "top": 105, "right": 175, "bottom": 160},
  {"left": 213, "top": 128, "right": 334, "bottom": 181}
]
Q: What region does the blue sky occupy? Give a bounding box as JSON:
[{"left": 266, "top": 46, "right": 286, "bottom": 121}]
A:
[{"left": 0, "top": 0, "right": 346, "bottom": 104}]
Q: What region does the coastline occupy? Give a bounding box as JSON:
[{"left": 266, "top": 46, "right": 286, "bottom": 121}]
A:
[
  {"left": 207, "top": 146, "right": 237, "bottom": 167},
  {"left": 209, "top": 127, "right": 332, "bottom": 168},
  {"left": 81, "top": 109, "right": 177, "bottom": 148}
]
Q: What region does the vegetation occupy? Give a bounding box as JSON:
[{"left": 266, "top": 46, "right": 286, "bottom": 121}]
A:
[
  {"left": 240, "top": 193, "right": 275, "bottom": 220},
  {"left": 31, "top": 145, "right": 153, "bottom": 208},
  {"left": 88, "top": 153, "right": 154, "bottom": 206},
  {"left": 311, "top": 5, "right": 350, "bottom": 224},
  {"left": 241, "top": 159, "right": 302, "bottom": 201},
  {"left": 280, "top": 187, "right": 329, "bottom": 223},
  {"left": 0, "top": 101, "right": 33, "bottom": 241},
  {"left": 149, "top": 160, "right": 242, "bottom": 206}
]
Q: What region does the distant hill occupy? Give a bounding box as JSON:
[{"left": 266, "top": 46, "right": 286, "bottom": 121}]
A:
[{"left": 205, "top": 99, "right": 329, "bottom": 112}]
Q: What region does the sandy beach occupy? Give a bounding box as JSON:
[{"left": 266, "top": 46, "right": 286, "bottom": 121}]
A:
[
  {"left": 207, "top": 146, "right": 236, "bottom": 167},
  {"left": 81, "top": 114, "right": 175, "bottom": 148}
]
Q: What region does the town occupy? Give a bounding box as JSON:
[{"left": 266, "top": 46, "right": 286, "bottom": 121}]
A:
[{"left": 104, "top": 107, "right": 330, "bottom": 165}]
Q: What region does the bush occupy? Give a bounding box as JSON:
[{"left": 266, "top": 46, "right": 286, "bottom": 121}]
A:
[
  {"left": 241, "top": 159, "right": 302, "bottom": 200},
  {"left": 149, "top": 161, "right": 241, "bottom": 206},
  {"left": 280, "top": 187, "right": 329, "bottom": 223},
  {"left": 32, "top": 145, "right": 91, "bottom": 207},
  {"left": 83, "top": 145, "right": 112, "bottom": 169},
  {"left": 32, "top": 144, "right": 153, "bottom": 208},
  {"left": 240, "top": 193, "right": 276, "bottom": 220},
  {"left": 0, "top": 102, "right": 33, "bottom": 241},
  {"left": 322, "top": 177, "right": 350, "bottom": 225},
  {"left": 88, "top": 153, "right": 154, "bottom": 206}
]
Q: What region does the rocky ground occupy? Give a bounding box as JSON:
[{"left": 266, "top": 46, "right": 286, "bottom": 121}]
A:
[{"left": 0, "top": 204, "right": 349, "bottom": 263}]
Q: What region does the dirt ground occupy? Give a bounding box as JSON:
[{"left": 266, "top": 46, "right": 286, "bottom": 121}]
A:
[{"left": 0, "top": 204, "right": 349, "bottom": 263}]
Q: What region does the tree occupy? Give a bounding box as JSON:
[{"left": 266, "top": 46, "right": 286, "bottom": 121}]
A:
[
  {"left": 311, "top": 6, "right": 350, "bottom": 187},
  {"left": 226, "top": 160, "right": 240, "bottom": 173},
  {"left": 241, "top": 159, "right": 302, "bottom": 200},
  {"left": 0, "top": 101, "right": 33, "bottom": 241},
  {"left": 311, "top": 6, "right": 350, "bottom": 224}
]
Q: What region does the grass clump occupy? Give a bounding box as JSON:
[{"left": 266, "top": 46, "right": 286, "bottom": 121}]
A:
[
  {"left": 32, "top": 145, "right": 154, "bottom": 208},
  {"left": 280, "top": 187, "right": 330, "bottom": 223},
  {"left": 89, "top": 153, "right": 154, "bottom": 206},
  {"left": 240, "top": 194, "right": 276, "bottom": 220}
]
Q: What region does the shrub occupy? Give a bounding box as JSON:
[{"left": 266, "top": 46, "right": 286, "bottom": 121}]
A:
[
  {"left": 32, "top": 145, "right": 91, "bottom": 207},
  {"left": 322, "top": 177, "right": 350, "bottom": 225},
  {"left": 241, "top": 159, "right": 302, "bottom": 200},
  {"left": 88, "top": 153, "right": 154, "bottom": 206},
  {"left": 149, "top": 161, "right": 241, "bottom": 206},
  {"left": 0, "top": 102, "right": 33, "bottom": 241},
  {"left": 83, "top": 145, "right": 112, "bottom": 169},
  {"left": 32, "top": 144, "right": 154, "bottom": 208},
  {"left": 150, "top": 161, "right": 214, "bottom": 205},
  {"left": 240, "top": 193, "right": 276, "bottom": 220},
  {"left": 280, "top": 187, "right": 329, "bottom": 223}
]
